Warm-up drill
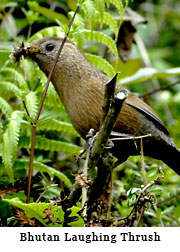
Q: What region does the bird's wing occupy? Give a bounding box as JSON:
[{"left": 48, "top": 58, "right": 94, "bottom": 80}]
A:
[{"left": 125, "top": 93, "right": 169, "bottom": 135}]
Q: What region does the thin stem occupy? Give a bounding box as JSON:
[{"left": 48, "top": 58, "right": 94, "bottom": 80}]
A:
[
  {"left": 26, "top": 4, "right": 80, "bottom": 203},
  {"left": 140, "top": 80, "right": 180, "bottom": 98},
  {"left": 27, "top": 124, "right": 36, "bottom": 203},
  {"left": 22, "top": 100, "right": 31, "bottom": 120}
]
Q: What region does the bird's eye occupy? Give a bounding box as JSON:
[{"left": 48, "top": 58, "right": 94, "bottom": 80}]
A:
[{"left": 45, "top": 43, "right": 55, "bottom": 51}]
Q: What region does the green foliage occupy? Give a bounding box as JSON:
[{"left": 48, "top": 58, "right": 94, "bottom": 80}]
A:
[
  {"left": 4, "top": 198, "right": 84, "bottom": 227},
  {"left": 2, "top": 111, "right": 24, "bottom": 183},
  {"left": 0, "top": 97, "right": 13, "bottom": 117},
  {"left": 119, "top": 67, "right": 180, "bottom": 86},
  {"left": 28, "top": 1, "right": 69, "bottom": 25},
  {"left": 28, "top": 26, "right": 65, "bottom": 43},
  {"left": 0, "top": 0, "right": 180, "bottom": 227},
  {"left": 38, "top": 119, "right": 78, "bottom": 135},
  {"left": 83, "top": 29, "right": 118, "bottom": 60},
  {"left": 85, "top": 53, "right": 115, "bottom": 77},
  {"left": 14, "top": 160, "right": 72, "bottom": 188},
  {"left": 0, "top": 197, "right": 12, "bottom": 219}
]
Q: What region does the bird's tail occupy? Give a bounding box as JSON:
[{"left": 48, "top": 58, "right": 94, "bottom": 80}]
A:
[{"left": 160, "top": 144, "right": 180, "bottom": 176}]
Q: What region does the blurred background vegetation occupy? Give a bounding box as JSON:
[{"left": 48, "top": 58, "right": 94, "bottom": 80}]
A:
[{"left": 0, "top": 0, "right": 180, "bottom": 227}]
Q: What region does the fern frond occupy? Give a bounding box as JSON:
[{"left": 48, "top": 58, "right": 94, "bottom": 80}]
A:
[
  {"left": 25, "top": 91, "right": 38, "bottom": 118},
  {"left": 14, "top": 160, "right": 72, "bottom": 188},
  {"left": 85, "top": 53, "right": 115, "bottom": 77},
  {"left": 109, "top": 0, "right": 125, "bottom": 17},
  {"left": 68, "top": 12, "right": 85, "bottom": 48},
  {"left": 81, "top": 0, "right": 96, "bottom": 30},
  {"left": 96, "top": 11, "right": 119, "bottom": 39},
  {"left": 0, "top": 81, "right": 22, "bottom": 98},
  {"left": 38, "top": 119, "right": 78, "bottom": 135},
  {"left": 19, "top": 136, "right": 82, "bottom": 154},
  {"left": 44, "top": 83, "right": 63, "bottom": 107},
  {"left": 0, "top": 122, "right": 3, "bottom": 141},
  {"left": 94, "top": 0, "right": 105, "bottom": 23},
  {"left": 2, "top": 110, "right": 24, "bottom": 182},
  {"left": 124, "top": 0, "right": 129, "bottom": 8},
  {"left": 0, "top": 97, "right": 13, "bottom": 117},
  {"left": 35, "top": 136, "right": 82, "bottom": 154},
  {"left": 28, "top": 26, "right": 65, "bottom": 43},
  {"left": 2, "top": 132, "right": 14, "bottom": 183},
  {"left": 7, "top": 111, "right": 24, "bottom": 154},
  {"left": 83, "top": 29, "right": 118, "bottom": 59},
  {"left": 24, "top": 59, "right": 47, "bottom": 90},
  {"left": 0, "top": 67, "right": 25, "bottom": 84}
]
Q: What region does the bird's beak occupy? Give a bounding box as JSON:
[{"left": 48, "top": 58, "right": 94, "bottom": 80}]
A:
[{"left": 12, "top": 42, "right": 41, "bottom": 63}]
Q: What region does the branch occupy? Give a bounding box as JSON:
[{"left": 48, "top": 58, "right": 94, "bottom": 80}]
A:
[
  {"left": 86, "top": 76, "right": 128, "bottom": 217},
  {"left": 88, "top": 75, "right": 128, "bottom": 169}
]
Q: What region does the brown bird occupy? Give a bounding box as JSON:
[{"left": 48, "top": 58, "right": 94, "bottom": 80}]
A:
[{"left": 21, "top": 37, "right": 180, "bottom": 175}]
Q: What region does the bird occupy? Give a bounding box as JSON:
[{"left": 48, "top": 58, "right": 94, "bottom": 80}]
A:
[{"left": 18, "top": 36, "right": 180, "bottom": 175}]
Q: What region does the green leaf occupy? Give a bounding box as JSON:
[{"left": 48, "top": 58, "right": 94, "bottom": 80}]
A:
[
  {"left": 81, "top": 0, "right": 96, "bottom": 30},
  {"left": 0, "top": 122, "right": 3, "bottom": 141},
  {"left": 46, "top": 204, "right": 65, "bottom": 227},
  {"left": 2, "top": 111, "right": 24, "bottom": 183},
  {"left": 110, "top": 0, "right": 125, "bottom": 17},
  {"left": 127, "top": 187, "right": 141, "bottom": 196},
  {"left": 22, "top": 7, "right": 39, "bottom": 25},
  {"left": 34, "top": 136, "right": 82, "bottom": 154},
  {"left": 4, "top": 198, "right": 49, "bottom": 226},
  {"left": 114, "top": 59, "right": 142, "bottom": 80},
  {"left": 95, "top": 11, "right": 119, "bottom": 39},
  {"left": 25, "top": 91, "right": 38, "bottom": 118},
  {"left": 0, "top": 197, "right": 12, "bottom": 218},
  {"left": 2, "top": 131, "right": 13, "bottom": 182},
  {"left": 85, "top": 53, "right": 115, "bottom": 77},
  {"left": 0, "top": 81, "right": 22, "bottom": 98},
  {"left": 28, "top": 26, "right": 65, "bottom": 43},
  {"left": 162, "top": 206, "right": 174, "bottom": 216},
  {"left": 83, "top": 29, "right": 118, "bottom": 59},
  {"left": 174, "top": 205, "right": 180, "bottom": 220},
  {"left": 67, "top": 205, "right": 84, "bottom": 227},
  {"left": 38, "top": 118, "right": 78, "bottom": 135},
  {"left": 0, "top": 67, "right": 25, "bottom": 83},
  {"left": 4, "top": 198, "right": 67, "bottom": 226},
  {"left": 14, "top": 160, "right": 72, "bottom": 188},
  {"left": 0, "top": 97, "right": 13, "bottom": 117},
  {"left": 28, "top": 1, "right": 68, "bottom": 25},
  {"left": 119, "top": 67, "right": 180, "bottom": 86}
]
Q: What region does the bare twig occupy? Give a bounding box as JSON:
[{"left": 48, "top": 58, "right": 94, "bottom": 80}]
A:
[
  {"left": 140, "top": 138, "right": 147, "bottom": 186},
  {"left": 140, "top": 80, "right": 180, "bottom": 98},
  {"left": 111, "top": 133, "right": 151, "bottom": 141}
]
